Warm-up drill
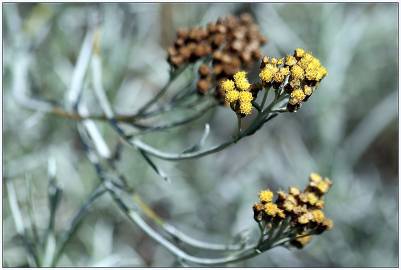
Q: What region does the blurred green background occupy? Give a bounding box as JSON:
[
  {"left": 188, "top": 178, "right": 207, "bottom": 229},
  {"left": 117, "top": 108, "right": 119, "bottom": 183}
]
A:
[{"left": 3, "top": 3, "right": 398, "bottom": 267}]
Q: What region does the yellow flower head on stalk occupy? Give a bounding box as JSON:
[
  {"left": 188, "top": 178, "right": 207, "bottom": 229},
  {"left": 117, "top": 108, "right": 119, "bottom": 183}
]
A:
[
  {"left": 273, "top": 67, "right": 290, "bottom": 83},
  {"left": 239, "top": 101, "right": 253, "bottom": 115},
  {"left": 299, "top": 192, "right": 319, "bottom": 206},
  {"left": 225, "top": 90, "right": 240, "bottom": 103},
  {"left": 283, "top": 200, "right": 296, "bottom": 212},
  {"left": 315, "top": 200, "right": 325, "bottom": 209},
  {"left": 298, "top": 212, "right": 313, "bottom": 224},
  {"left": 239, "top": 91, "right": 253, "bottom": 103},
  {"left": 303, "top": 85, "right": 313, "bottom": 96},
  {"left": 289, "top": 89, "right": 306, "bottom": 105},
  {"left": 285, "top": 55, "right": 297, "bottom": 66},
  {"left": 259, "top": 64, "right": 278, "bottom": 83},
  {"left": 311, "top": 209, "right": 325, "bottom": 223},
  {"left": 290, "top": 65, "right": 305, "bottom": 80},
  {"left": 234, "top": 71, "right": 251, "bottom": 91},
  {"left": 270, "top": 57, "right": 284, "bottom": 65},
  {"left": 259, "top": 189, "right": 274, "bottom": 203},
  {"left": 293, "top": 205, "right": 308, "bottom": 215},
  {"left": 308, "top": 173, "right": 332, "bottom": 195},
  {"left": 277, "top": 209, "right": 286, "bottom": 219},
  {"left": 294, "top": 48, "right": 305, "bottom": 58},
  {"left": 316, "top": 66, "right": 328, "bottom": 81},
  {"left": 264, "top": 202, "right": 280, "bottom": 216},
  {"left": 221, "top": 79, "right": 236, "bottom": 92},
  {"left": 298, "top": 53, "right": 314, "bottom": 69},
  {"left": 289, "top": 186, "right": 301, "bottom": 196}
]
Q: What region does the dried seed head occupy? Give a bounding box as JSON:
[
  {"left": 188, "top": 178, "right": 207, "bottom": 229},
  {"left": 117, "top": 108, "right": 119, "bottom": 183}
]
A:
[
  {"left": 198, "top": 64, "right": 211, "bottom": 77},
  {"left": 197, "top": 79, "right": 210, "bottom": 95}
]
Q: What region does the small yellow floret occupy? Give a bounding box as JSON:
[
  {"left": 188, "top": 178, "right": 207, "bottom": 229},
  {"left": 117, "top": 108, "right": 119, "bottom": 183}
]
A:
[
  {"left": 303, "top": 85, "right": 313, "bottom": 96},
  {"left": 315, "top": 200, "right": 325, "bottom": 209},
  {"left": 259, "top": 64, "right": 278, "bottom": 83},
  {"left": 298, "top": 53, "right": 314, "bottom": 69},
  {"left": 315, "top": 180, "right": 331, "bottom": 194},
  {"left": 309, "top": 173, "right": 332, "bottom": 194},
  {"left": 277, "top": 191, "right": 287, "bottom": 201},
  {"left": 308, "top": 58, "right": 321, "bottom": 69},
  {"left": 298, "top": 212, "right": 313, "bottom": 224},
  {"left": 270, "top": 57, "right": 279, "bottom": 65},
  {"left": 311, "top": 209, "right": 325, "bottom": 223},
  {"left": 289, "top": 89, "right": 306, "bottom": 105},
  {"left": 225, "top": 90, "right": 239, "bottom": 103},
  {"left": 298, "top": 215, "right": 310, "bottom": 224},
  {"left": 287, "top": 194, "right": 297, "bottom": 205},
  {"left": 285, "top": 55, "right": 297, "bottom": 66},
  {"left": 294, "top": 48, "right": 305, "bottom": 58},
  {"left": 239, "top": 91, "right": 253, "bottom": 103},
  {"left": 277, "top": 209, "right": 286, "bottom": 219},
  {"left": 293, "top": 205, "right": 307, "bottom": 215},
  {"left": 259, "top": 190, "right": 274, "bottom": 203},
  {"left": 283, "top": 200, "right": 296, "bottom": 212},
  {"left": 306, "top": 192, "right": 319, "bottom": 205},
  {"left": 273, "top": 67, "right": 290, "bottom": 83},
  {"left": 253, "top": 203, "right": 264, "bottom": 212},
  {"left": 235, "top": 77, "right": 251, "bottom": 91},
  {"left": 309, "top": 172, "right": 323, "bottom": 184},
  {"left": 291, "top": 64, "right": 304, "bottom": 80},
  {"left": 264, "top": 202, "right": 279, "bottom": 216},
  {"left": 239, "top": 101, "right": 253, "bottom": 115},
  {"left": 289, "top": 186, "right": 300, "bottom": 196},
  {"left": 316, "top": 66, "right": 328, "bottom": 81},
  {"left": 233, "top": 71, "right": 247, "bottom": 81},
  {"left": 305, "top": 67, "right": 319, "bottom": 81},
  {"left": 221, "top": 79, "right": 235, "bottom": 92}
]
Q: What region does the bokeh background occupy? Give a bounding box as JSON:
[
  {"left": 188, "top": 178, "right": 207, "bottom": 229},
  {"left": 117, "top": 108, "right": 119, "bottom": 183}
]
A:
[{"left": 3, "top": 3, "right": 398, "bottom": 267}]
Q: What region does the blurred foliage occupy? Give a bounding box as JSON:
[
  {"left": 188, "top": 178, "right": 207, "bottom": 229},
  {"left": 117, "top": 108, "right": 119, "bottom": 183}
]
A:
[{"left": 3, "top": 3, "right": 398, "bottom": 267}]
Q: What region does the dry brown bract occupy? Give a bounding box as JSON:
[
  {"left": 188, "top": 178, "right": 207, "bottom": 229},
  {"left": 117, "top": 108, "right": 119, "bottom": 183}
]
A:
[{"left": 167, "top": 13, "right": 267, "bottom": 100}]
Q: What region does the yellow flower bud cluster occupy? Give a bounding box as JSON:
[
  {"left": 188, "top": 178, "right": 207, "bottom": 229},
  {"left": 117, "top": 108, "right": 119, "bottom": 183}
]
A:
[
  {"left": 286, "top": 48, "right": 327, "bottom": 111},
  {"left": 221, "top": 71, "right": 254, "bottom": 116},
  {"left": 258, "top": 49, "right": 327, "bottom": 112},
  {"left": 253, "top": 173, "right": 333, "bottom": 249},
  {"left": 258, "top": 56, "right": 289, "bottom": 85}
]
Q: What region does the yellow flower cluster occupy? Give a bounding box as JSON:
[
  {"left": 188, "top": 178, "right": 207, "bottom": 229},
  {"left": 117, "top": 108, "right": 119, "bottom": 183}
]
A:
[
  {"left": 258, "top": 57, "right": 290, "bottom": 85},
  {"left": 221, "top": 71, "right": 254, "bottom": 116},
  {"left": 286, "top": 49, "right": 327, "bottom": 110},
  {"left": 253, "top": 173, "right": 333, "bottom": 249},
  {"left": 258, "top": 49, "right": 327, "bottom": 112}
]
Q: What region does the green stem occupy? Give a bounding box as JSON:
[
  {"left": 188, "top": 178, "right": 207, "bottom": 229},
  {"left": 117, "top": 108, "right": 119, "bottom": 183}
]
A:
[
  {"left": 51, "top": 185, "right": 106, "bottom": 266},
  {"left": 260, "top": 87, "right": 270, "bottom": 109},
  {"left": 236, "top": 115, "right": 242, "bottom": 138}
]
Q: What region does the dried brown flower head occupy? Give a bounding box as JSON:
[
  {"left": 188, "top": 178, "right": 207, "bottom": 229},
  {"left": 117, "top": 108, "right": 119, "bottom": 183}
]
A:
[{"left": 167, "top": 13, "right": 267, "bottom": 98}]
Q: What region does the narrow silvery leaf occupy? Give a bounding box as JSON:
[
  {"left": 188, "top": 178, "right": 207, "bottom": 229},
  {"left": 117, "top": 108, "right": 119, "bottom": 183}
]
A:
[{"left": 139, "top": 149, "right": 170, "bottom": 183}]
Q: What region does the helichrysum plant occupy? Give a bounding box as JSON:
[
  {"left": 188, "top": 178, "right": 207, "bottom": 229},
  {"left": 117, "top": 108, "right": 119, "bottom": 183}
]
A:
[{"left": 7, "top": 11, "right": 332, "bottom": 267}]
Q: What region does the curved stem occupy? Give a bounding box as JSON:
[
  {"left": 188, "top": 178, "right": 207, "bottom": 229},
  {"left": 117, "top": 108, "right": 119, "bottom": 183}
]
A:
[
  {"left": 116, "top": 95, "right": 284, "bottom": 161},
  {"left": 129, "top": 191, "right": 246, "bottom": 251},
  {"left": 126, "top": 102, "right": 217, "bottom": 137},
  {"left": 51, "top": 185, "right": 106, "bottom": 266},
  {"left": 106, "top": 182, "right": 260, "bottom": 266}
]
